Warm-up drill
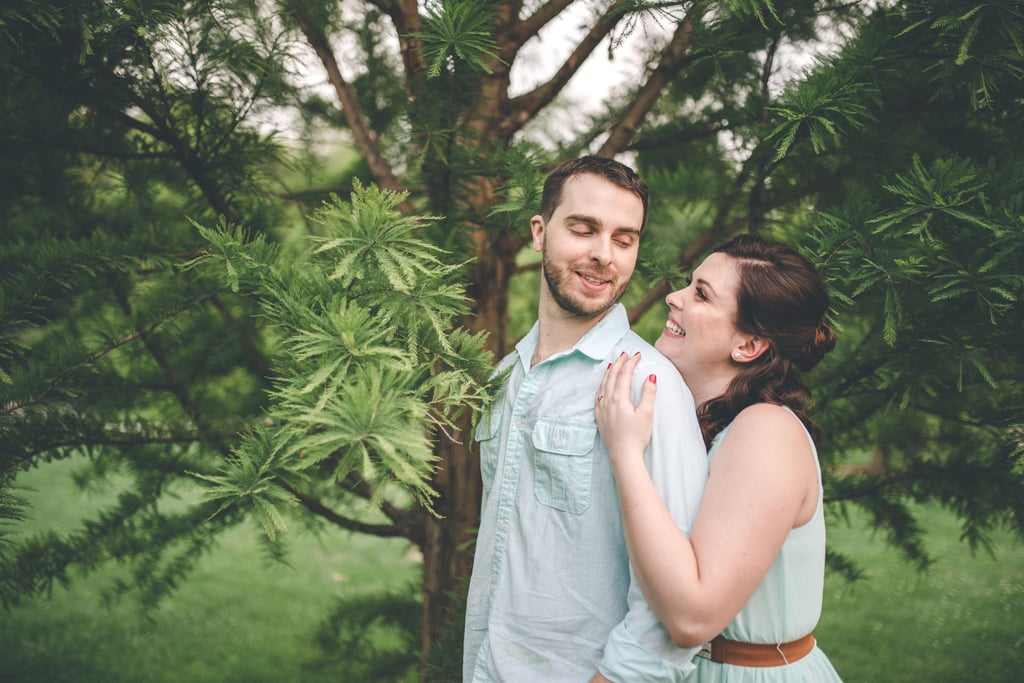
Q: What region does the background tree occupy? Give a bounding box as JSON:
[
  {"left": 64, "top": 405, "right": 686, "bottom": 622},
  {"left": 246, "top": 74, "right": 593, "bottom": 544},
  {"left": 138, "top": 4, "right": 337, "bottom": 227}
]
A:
[{"left": 2, "top": 0, "right": 1022, "bottom": 675}]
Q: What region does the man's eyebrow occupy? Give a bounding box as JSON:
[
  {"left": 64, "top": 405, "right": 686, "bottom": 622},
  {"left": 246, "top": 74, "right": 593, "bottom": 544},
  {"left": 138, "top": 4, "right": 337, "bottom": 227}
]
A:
[
  {"left": 563, "top": 213, "right": 600, "bottom": 227},
  {"left": 564, "top": 214, "right": 642, "bottom": 234}
]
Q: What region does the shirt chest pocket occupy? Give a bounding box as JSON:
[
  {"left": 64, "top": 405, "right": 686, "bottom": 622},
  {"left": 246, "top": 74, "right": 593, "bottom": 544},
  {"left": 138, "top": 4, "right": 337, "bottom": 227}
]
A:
[
  {"left": 531, "top": 417, "right": 596, "bottom": 515},
  {"left": 473, "top": 407, "right": 502, "bottom": 493}
]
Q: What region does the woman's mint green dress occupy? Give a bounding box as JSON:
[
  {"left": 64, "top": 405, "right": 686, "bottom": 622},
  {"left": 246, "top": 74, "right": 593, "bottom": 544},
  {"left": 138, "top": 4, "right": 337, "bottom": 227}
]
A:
[{"left": 693, "top": 415, "right": 843, "bottom": 682}]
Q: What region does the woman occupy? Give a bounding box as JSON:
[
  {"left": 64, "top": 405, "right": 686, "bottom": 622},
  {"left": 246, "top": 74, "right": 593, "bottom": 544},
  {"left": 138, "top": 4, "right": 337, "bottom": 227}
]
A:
[{"left": 595, "top": 234, "right": 843, "bottom": 681}]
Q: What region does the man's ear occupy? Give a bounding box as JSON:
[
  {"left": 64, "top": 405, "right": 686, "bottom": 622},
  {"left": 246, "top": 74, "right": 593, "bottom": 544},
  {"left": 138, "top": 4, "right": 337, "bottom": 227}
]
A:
[
  {"left": 732, "top": 336, "right": 770, "bottom": 363},
  {"left": 530, "top": 215, "right": 544, "bottom": 251}
]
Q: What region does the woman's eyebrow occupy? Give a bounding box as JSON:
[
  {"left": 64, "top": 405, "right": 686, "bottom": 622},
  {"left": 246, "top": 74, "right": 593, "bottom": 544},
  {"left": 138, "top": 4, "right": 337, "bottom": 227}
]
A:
[{"left": 695, "top": 276, "right": 718, "bottom": 298}]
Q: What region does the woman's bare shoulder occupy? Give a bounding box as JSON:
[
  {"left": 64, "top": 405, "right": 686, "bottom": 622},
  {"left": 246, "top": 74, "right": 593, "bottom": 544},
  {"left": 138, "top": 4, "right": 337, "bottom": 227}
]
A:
[{"left": 721, "top": 403, "right": 809, "bottom": 455}]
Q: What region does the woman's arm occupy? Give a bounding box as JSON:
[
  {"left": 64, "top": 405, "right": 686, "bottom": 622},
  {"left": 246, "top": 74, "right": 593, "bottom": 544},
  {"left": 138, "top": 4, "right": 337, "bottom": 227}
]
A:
[{"left": 595, "top": 354, "right": 819, "bottom": 647}]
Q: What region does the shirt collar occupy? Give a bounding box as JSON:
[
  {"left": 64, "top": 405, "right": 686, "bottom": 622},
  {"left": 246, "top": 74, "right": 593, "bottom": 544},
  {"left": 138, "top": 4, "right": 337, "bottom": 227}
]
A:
[{"left": 515, "top": 303, "right": 630, "bottom": 369}]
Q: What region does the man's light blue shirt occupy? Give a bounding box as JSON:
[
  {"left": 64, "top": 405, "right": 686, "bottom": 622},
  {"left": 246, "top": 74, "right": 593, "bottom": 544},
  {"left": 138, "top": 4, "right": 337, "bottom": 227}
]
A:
[{"left": 463, "top": 304, "right": 708, "bottom": 682}]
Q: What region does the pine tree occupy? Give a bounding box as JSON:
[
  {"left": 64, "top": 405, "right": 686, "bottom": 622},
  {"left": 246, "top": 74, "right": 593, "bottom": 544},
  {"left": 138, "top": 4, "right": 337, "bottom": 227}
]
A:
[{"left": 2, "top": 0, "right": 1022, "bottom": 675}]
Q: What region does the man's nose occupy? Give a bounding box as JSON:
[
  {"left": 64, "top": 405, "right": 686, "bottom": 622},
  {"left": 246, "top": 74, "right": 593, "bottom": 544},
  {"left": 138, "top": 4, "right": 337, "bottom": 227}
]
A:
[{"left": 589, "top": 236, "right": 612, "bottom": 265}]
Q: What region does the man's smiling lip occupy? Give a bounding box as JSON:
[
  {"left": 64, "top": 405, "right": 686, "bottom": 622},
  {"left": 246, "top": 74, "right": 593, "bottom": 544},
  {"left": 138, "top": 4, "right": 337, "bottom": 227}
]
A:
[{"left": 578, "top": 272, "right": 611, "bottom": 290}]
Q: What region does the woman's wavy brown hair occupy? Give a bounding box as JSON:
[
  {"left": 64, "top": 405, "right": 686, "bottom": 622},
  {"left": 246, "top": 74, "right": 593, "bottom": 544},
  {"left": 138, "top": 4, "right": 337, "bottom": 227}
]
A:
[{"left": 697, "top": 234, "right": 836, "bottom": 447}]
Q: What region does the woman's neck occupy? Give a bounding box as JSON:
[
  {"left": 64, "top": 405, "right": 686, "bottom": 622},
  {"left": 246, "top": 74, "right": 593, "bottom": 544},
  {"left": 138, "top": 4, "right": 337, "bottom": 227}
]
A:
[{"left": 684, "top": 372, "right": 735, "bottom": 408}]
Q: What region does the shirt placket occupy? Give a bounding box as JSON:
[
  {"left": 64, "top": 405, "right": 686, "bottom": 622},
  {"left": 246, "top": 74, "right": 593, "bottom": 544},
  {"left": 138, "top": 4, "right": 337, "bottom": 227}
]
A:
[{"left": 486, "top": 362, "right": 548, "bottom": 602}]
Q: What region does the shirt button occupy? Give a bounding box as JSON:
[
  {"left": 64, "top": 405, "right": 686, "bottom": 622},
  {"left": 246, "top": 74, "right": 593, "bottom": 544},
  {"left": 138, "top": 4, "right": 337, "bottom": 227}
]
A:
[
  {"left": 505, "top": 470, "right": 515, "bottom": 480},
  {"left": 498, "top": 521, "right": 508, "bottom": 531}
]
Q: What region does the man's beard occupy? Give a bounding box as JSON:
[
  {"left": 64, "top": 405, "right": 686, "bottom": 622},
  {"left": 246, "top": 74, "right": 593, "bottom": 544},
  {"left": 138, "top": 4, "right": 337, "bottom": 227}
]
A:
[{"left": 542, "top": 250, "right": 629, "bottom": 319}]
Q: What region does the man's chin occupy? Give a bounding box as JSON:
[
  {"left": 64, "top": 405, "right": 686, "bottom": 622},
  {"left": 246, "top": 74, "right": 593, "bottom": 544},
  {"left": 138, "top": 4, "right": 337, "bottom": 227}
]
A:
[{"left": 555, "top": 295, "right": 619, "bottom": 319}]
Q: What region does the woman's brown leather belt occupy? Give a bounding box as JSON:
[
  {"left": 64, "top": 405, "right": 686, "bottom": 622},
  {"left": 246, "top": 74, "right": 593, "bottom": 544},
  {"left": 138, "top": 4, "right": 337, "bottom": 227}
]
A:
[{"left": 696, "top": 633, "right": 816, "bottom": 667}]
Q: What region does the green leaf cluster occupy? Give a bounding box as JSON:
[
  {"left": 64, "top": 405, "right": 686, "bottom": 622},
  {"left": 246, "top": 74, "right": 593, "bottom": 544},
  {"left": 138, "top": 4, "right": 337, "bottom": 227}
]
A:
[
  {"left": 186, "top": 183, "right": 496, "bottom": 529},
  {"left": 417, "top": 0, "right": 502, "bottom": 78}
]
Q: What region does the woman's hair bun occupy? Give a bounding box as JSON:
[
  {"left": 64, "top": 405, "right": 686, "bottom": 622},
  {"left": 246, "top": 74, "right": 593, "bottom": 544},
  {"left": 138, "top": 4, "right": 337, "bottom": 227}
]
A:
[{"left": 795, "top": 321, "right": 836, "bottom": 371}]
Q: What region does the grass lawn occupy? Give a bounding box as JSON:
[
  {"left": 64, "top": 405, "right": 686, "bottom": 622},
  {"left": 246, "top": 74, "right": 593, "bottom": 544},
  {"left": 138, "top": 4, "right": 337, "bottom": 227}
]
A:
[
  {"left": 818, "top": 503, "right": 1024, "bottom": 683},
  {"left": 1, "top": 460, "right": 422, "bottom": 683},
  {"left": 2, "top": 459, "right": 1022, "bottom": 682}
]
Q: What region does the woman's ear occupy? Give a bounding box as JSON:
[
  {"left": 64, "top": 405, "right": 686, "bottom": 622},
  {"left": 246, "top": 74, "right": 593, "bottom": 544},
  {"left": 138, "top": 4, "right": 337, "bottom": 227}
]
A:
[{"left": 732, "top": 336, "right": 770, "bottom": 363}]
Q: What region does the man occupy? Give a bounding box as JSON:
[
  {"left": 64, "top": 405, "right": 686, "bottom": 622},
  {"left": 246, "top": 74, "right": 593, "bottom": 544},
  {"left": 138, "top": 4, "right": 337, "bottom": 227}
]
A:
[{"left": 463, "top": 156, "right": 709, "bottom": 682}]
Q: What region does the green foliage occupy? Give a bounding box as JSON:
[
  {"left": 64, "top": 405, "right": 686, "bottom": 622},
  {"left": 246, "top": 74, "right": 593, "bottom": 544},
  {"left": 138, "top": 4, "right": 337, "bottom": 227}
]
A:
[
  {"left": 0, "top": 483, "right": 27, "bottom": 564},
  {"left": 3, "top": 0, "right": 1024, "bottom": 672},
  {"left": 794, "top": 147, "right": 1024, "bottom": 568},
  {"left": 192, "top": 426, "right": 297, "bottom": 541},
  {"left": 417, "top": 0, "right": 502, "bottom": 77},
  {"left": 900, "top": 1, "right": 1024, "bottom": 108},
  {"left": 486, "top": 150, "right": 546, "bottom": 232},
  {"left": 186, "top": 184, "right": 495, "bottom": 537},
  {"left": 768, "top": 60, "right": 880, "bottom": 160},
  {"left": 307, "top": 586, "right": 421, "bottom": 682},
  {"left": 723, "top": 0, "right": 781, "bottom": 27}
]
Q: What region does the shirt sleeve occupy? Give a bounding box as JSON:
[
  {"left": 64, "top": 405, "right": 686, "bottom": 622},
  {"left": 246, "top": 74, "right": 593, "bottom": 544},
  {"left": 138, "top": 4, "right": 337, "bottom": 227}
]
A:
[{"left": 597, "top": 360, "right": 709, "bottom": 682}]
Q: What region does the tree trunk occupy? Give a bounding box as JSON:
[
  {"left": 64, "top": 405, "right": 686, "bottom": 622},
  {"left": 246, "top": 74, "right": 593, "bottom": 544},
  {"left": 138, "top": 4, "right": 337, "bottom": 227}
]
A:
[
  {"left": 420, "top": 236, "right": 515, "bottom": 662},
  {"left": 420, "top": 412, "right": 479, "bottom": 653}
]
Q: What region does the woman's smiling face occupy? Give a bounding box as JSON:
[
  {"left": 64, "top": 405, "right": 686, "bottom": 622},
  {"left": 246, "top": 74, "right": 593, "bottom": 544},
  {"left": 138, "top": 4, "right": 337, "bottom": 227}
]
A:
[{"left": 655, "top": 251, "right": 748, "bottom": 388}]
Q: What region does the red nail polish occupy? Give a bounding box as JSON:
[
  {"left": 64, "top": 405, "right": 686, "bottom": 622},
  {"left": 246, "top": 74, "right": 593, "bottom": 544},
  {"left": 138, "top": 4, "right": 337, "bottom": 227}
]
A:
[
  {"left": 607, "top": 363, "right": 612, "bottom": 368},
  {"left": 649, "top": 374, "right": 657, "bottom": 384}
]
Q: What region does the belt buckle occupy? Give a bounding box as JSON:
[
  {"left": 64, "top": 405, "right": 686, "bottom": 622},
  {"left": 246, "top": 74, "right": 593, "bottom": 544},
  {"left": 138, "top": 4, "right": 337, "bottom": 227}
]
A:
[{"left": 696, "top": 642, "right": 713, "bottom": 660}]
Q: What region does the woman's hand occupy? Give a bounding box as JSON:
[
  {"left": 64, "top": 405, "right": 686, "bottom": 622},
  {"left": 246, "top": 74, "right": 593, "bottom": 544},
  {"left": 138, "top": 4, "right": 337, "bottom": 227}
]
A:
[{"left": 594, "top": 352, "right": 657, "bottom": 467}]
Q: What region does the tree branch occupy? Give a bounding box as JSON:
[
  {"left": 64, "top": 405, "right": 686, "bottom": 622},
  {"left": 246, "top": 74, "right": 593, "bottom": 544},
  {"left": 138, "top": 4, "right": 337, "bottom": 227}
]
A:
[
  {"left": 504, "top": 0, "right": 577, "bottom": 53},
  {"left": 281, "top": 481, "right": 418, "bottom": 541},
  {"left": 286, "top": 2, "right": 411, "bottom": 211},
  {"left": 208, "top": 295, "right": 272, "bottom": 380},
  {"left": 0, "top": 136, "right": 178, "bottom": 160},
  {"left": 42, "top": 432, "right": 228, "bottom": 449},
  {"left": 1, "top": 294, "right": 215, "bottom": 417},
  {"left": 339, "top": 468, "right": 416, "bottom": 531},
  {"left": 317, "top": 453, "right": 421, "bottom": 541},
  {"left": 498, "top": 0, "right": 632, "bottom": 138},
  {"left": 366, "top": 0, "right": 426, "bottom": 97},
  {"left": 110, "top": 280, "right": 233, "bottom": 458},
  {"left": 626, "top": 119, "right": 728, "bottom": 151},
  {"left": 598, "top": 7, "right": 701, "bottom": 156}
]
